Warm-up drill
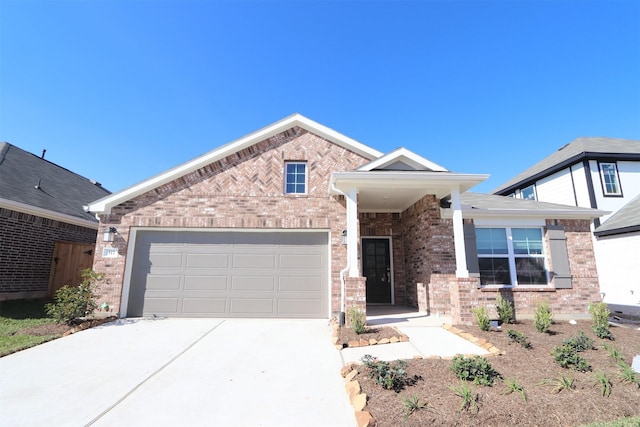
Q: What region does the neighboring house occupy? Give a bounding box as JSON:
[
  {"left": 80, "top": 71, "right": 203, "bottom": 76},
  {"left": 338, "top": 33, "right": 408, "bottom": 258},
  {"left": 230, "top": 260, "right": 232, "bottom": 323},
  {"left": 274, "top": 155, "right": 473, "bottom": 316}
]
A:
[
  {"left": 0, "top": 143, "right": 111, "bottom": 300},
  {"left": 86, "top": 114, "right": 605, "bottom": 325},
  {"left": 492, "top": 137, "right": 640, "bottom": 316}
]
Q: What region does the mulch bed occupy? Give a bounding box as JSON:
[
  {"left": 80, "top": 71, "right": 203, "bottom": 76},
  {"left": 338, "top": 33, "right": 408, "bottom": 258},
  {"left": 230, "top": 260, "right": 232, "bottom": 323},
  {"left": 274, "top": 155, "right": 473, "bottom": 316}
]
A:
[
  {"left": 337, "top": 325, "right": 407, "bottom": 347},
  {"left": 20, "top": 317, "right": 117, "bottom": 337},
  {"left": 352, "top": 320, "right": 640, "bottom": 426}
]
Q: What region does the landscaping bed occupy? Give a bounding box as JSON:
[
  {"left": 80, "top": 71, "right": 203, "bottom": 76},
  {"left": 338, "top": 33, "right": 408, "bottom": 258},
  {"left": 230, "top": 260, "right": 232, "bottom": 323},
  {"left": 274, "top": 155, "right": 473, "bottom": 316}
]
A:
[{"left": 351, "top": 320, "right": 640, "bottom": 426}]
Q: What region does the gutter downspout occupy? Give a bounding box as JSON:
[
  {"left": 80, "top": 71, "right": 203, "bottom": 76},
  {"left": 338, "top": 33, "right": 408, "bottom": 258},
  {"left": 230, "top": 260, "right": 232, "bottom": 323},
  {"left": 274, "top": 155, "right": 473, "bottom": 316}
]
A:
[{"left": 331, "top": 181, "right": 349, "bottom": 326}]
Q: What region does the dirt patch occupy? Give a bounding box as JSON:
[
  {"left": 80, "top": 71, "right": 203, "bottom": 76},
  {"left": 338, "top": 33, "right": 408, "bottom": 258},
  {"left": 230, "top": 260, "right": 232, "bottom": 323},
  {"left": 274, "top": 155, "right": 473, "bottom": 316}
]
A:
[
  {"left": 352, "top": 320, "right": 640, "bottom": 426},
  {"left": 20, "top": 317, "right": 117, "bottom": 337}
]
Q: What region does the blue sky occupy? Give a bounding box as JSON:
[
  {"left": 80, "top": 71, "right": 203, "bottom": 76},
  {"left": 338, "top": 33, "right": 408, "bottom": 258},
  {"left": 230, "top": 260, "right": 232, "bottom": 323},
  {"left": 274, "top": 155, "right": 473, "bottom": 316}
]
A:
[{"left": 1, "top": 0, "right": 639, "bottom": 194}]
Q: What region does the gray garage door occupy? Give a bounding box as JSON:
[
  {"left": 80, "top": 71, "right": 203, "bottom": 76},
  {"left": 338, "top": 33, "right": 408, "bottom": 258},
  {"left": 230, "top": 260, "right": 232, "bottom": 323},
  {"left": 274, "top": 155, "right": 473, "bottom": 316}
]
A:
[{"left": 127, "top": 230, "right": 328, "bottom": 318}]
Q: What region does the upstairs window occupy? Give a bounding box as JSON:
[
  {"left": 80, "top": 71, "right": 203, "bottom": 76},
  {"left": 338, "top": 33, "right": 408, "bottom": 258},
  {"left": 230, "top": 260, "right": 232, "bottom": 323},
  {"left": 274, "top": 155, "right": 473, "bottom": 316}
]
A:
[
  {"left": 520, "top": 184, "right": 537, "bottom": 200},
  {"left": 476, "top": 227, "right": 548, "bottom": 286},
  {"left": 284, "top": 161, "right": 307, "bottom": 194},
  {"left": 599, "top": 162, "right": 622, "bottom": 196}
]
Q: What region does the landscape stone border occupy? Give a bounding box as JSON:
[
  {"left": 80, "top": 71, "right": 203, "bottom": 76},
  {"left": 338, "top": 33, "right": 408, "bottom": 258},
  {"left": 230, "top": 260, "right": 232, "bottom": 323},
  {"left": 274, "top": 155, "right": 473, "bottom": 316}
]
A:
[
  {"left": 330, "top": 319, "right": 410, "bottom": 350},
  {"left": 441, "top": 323, "right": 505, "bottom": 356}
]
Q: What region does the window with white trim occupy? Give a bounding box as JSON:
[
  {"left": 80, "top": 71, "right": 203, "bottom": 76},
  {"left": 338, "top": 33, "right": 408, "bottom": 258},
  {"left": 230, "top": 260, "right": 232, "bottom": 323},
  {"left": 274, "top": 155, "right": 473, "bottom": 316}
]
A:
[
  {"left": 519, "top": 184, "right": 537, "bottom": 200},
  {"left": 284, "top": 161, "right": 307, "bottom": 194},
  {"left": 476, "top": 227, "right": 548, "bottom": 286},
  {"left": 599, "top": 162, "right": 622, "bottom": 196}
]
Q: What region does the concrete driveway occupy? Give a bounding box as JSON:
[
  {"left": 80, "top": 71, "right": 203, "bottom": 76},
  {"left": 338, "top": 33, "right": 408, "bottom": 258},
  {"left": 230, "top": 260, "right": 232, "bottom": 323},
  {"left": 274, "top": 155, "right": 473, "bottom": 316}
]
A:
[{"left": 0, "top": 318, "right": 355, "bottom": 427}]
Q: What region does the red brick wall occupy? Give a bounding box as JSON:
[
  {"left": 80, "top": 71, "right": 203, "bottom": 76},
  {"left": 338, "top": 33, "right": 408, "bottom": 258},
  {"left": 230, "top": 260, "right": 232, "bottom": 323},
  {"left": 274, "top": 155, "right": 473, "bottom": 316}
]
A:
[
  {"left": 92, "top": 128, "right": 369, "bottom": 315},
  {"left": 0, "top": 208, "right": 98, "bottom": 299}
]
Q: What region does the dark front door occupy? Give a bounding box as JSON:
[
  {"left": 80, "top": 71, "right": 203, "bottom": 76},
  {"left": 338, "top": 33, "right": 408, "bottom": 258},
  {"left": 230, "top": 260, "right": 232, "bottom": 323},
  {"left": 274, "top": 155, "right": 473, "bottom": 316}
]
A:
[{"left": 362, "top": 238, "right": 392, "bottom": 304}]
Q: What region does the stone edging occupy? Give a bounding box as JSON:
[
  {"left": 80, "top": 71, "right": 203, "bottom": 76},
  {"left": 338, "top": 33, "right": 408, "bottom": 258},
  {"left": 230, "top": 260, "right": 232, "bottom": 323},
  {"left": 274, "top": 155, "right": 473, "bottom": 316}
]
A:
[
  {"left": 441, "top": 323, "right": 504, "bottom": 356},
  {"left": 330, "top": 320, "right": 410, "bottom": 350},
  {"left": 340, "top": 364, "right": 375, "bottom": 427}
]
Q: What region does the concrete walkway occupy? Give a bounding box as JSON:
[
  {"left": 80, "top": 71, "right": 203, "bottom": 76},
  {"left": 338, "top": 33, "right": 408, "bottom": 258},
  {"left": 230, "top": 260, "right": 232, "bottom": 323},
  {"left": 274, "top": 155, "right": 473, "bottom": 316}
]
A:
[
  {"left": 341, "top": 306, "right": 490, "bottom": 363},
  {"left": 0, "top": 318, "right": 355, "bottom": 427}
]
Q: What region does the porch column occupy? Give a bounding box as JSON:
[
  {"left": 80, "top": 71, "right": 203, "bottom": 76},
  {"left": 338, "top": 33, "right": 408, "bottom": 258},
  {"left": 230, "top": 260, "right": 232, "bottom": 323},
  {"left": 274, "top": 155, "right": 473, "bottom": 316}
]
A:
[
  {"left": 451, "top": 187, "right": 469, "bottom": 278},
  {"left": 346, "top": 187, "right": 360, "bottom": 277}
]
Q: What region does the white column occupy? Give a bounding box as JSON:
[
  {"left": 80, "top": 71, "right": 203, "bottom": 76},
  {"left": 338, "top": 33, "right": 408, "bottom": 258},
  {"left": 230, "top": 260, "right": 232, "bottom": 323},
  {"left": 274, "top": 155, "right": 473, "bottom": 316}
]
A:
[
  {"left": 346, "top": 187, "right": 360, "bottom": 277},
  {"left": 451, "top": 187, "right": 469, "bottom": 278}
]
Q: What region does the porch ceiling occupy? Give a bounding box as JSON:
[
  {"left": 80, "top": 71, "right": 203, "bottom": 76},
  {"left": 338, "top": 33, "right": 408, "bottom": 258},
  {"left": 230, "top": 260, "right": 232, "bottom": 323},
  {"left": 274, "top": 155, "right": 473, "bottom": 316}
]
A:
[{"left": 330, "top": 171, "right": 489, "bottom": 213}]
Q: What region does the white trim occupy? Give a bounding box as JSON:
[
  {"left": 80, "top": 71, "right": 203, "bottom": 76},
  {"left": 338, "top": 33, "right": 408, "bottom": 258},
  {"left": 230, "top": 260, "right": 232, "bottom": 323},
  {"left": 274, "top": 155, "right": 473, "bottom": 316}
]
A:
[
  {"left": 88, "top": 114, "right": 383, "bottom": 214},
  {"left": 361, "top": 236, "right": 394, "bottom": 305},
  {"left": 440, "top": 207, "right": 607, "bottom": 220},
  {"left": 357, "top": 147, "right": 448, "bottom": 172},
  {"left": 0, "top": 198, "right": 99, "bottom": 229},
  {"left": 284, "top": 161, "right": 308, "bottom": 195},
  {"left": 119, "top": 227, "right": 332, "bottom": 317},
  {"left": 451, "top": 188, "right": 468, "bottom": 278},
  {"left": 474, "top": 218, "right": 546, "bottom": 227}
]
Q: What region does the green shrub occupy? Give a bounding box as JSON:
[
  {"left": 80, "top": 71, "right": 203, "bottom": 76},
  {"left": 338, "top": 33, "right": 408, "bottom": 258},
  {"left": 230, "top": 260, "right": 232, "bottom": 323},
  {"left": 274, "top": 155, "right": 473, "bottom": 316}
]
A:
[
  {"left": 506, "top": 329, "right": 532, "bottom": 349},
  {"left": 602, "top": 342, "right": 624, "bottom": 362},
  {"left": 551, "top": 345, "right": 591, "bottom": 372},
  {"left": 592, "top": 370, "right": 612, "bottom": 397},
  {"left": 362, "top": 355, "right": 418, "bottom": 392},
  {"left": 588, "top": 302, "right": 614, "bottom": 340},
  {"left": 472, "top": 306, "right": 490, "bottom": 331},
  {"left": 502, "top": 377, "right": 527, "bottom": 402},
  {"left": 449, "top": 381, "right": 479, "bottom": 413},
  {"left": 495, "top": 294, "right": 515, "bottom": 324},
  {"left": 450, "top": 355, "right": 501, "bottom": 386},
  {"left": 562, "top": 331, "right": 594, "bottom": 352},
  {"left": 617, "top": 361, "right": 639, "bottom": 386},
  {"left": 534, "top": 300, "right": 553, "bottom": 333},
  {"left": 347, "top": 306, "right": 367, "bottom": 334},
  {"left": 538, "top": 373, "right": 576, "bottom": 394},
  {"left": 45, "top": 269, "right": 103, "bottom": 325}
]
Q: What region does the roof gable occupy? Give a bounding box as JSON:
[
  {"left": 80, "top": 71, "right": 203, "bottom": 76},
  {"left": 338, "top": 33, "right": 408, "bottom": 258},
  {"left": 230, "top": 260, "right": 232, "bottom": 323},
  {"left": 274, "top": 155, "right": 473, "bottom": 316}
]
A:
[
  {"left": 492, "top": 137, "right": 640, "bottom": 194},
  {"left": 595, "top": 194, "right": 640, "bottom": 236},
  {"left": 357, "top": 147, "right": 448, "bottom": 172},
  {"left": 0, "top": 142, "right": 111, "bottom": 226},
  {"left": 88, "top": 114, "right": 383, "bottom": 213}
]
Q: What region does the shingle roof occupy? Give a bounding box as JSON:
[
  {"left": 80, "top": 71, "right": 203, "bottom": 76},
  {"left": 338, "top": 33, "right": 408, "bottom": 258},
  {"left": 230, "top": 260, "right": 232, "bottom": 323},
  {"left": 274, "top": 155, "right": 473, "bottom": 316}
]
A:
[
  {"left": 459, "top": 192, "right": 606, "bottom": 219},
  {"left": 594, "top": 194, "right": 640, "bottom": 236},
  {"left": 0, "top": 143, "right": 111, "bottom": 223},
  {"left": 492, "top": 137, "right": 640, "bottom": 194}
]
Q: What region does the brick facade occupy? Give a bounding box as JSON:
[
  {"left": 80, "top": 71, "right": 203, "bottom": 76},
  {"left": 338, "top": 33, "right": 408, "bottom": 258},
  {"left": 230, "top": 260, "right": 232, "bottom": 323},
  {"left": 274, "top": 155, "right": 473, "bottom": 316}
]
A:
[{"left": 0, "top": 208, "right": 98, "bottom": 299}]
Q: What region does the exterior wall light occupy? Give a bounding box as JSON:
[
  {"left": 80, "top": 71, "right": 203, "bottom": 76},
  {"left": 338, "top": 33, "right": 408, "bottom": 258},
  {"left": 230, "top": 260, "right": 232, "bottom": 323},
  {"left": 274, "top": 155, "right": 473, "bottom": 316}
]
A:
[
  {"left": 342, "top": 229, "right": 348, "bottom": 245},
  {"left": 103, "top": 227, "right": 117, "bottom": 242}
]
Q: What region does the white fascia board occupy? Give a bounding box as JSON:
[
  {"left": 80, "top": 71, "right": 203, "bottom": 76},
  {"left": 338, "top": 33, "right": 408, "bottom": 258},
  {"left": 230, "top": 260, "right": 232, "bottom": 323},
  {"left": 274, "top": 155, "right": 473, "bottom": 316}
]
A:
[
  {"left": 0, "top": 198, "right": 99, "bottom": 229},
  {"left": 440, "top": 206, "right": 609, "bottom": 220},
  {"left": 88, "top": 114, "right": 383, "bottom": 213},
  {"left": 331, "top": 171, "right": 488, "bottom": 191},
  {"left": 357, "top": 147, "right": 448, "bottom": 172}
]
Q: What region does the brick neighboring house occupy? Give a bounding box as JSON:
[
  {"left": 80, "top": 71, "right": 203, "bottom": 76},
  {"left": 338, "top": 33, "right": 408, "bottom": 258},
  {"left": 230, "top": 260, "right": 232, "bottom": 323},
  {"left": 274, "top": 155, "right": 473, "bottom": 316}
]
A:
[
  {"left": 87, "top": 114, "right": 605, "bottom": 324},
  {"left": 0, "top": 143, "right": 111, "bottom": 300}
]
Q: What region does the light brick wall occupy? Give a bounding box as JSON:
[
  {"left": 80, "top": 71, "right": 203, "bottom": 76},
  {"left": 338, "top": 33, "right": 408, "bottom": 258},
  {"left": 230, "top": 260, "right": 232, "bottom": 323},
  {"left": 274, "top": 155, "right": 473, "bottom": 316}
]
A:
[
  {"left": 0, "top": 208, "right": 98, "bottom": 298},
  {"left": 92, "top": 128, "right": 369, "bottom": 316}
]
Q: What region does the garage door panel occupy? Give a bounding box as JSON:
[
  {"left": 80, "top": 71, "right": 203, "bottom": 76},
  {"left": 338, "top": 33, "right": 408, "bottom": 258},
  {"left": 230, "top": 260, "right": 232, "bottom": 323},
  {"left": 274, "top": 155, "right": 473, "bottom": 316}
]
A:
[
  {"left": 182, "top": 298, "right": 226, "bottom": 314},
  {"left": 232, "top": 254, "right": 276, "bottom": 268},
  {"left": 279, "top": 277, "right": 322, "bottom": 291},
  {"left": 186, "top": 253, "right": 229, "bottom": 268},
  {"left": 184, "top": 275, "right": 228, "bottom": 291},
  {"left": 146, "top": 275, "right": 182, "bottom": 291},
  {"left": 278, "top": 299, "right": 322, "bottom": 315},
  {"left": 231, "top": 276, "right": 275, "bottom": 291},
  {"left": 129, "top": 230, "right": 328, "bottom": 318},
  {"left": 149, "top": 253, "right": 183, "bottom": 268},
  {"left": 230, "top": 298, "right": 274, "bottom": 314}
]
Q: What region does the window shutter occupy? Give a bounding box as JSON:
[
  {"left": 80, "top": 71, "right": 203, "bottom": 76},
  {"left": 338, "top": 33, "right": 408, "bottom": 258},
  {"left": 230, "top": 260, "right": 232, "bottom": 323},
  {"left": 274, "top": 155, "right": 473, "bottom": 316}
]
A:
[
  {"left": 463, "top": 223, "right": 480, "bottom": 276},
  {"left": 547, "top": 225, "right": 572, "bottom": 289}
]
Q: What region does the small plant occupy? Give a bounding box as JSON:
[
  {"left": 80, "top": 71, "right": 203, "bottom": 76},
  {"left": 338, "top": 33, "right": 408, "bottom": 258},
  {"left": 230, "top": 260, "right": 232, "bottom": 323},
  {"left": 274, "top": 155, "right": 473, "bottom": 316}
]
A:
[
  {"left": 593, "top": 370, "right": 612, "bottom": 397},
  {"left": 45, "top": 269, "right": 104, "bottom": 325},
  {"left": 362, "top": 355, "right": 417, "bottom": 392},
  {"left": 401, "top": 395, "right": 429, "bottom": 420},
  {"left": 472, "top": 306, "right": 490, "bottom": 331},
  {"left": 449, "top": 381, "right": 480, "bottom": 413},
  {"left": 562, "top": 331, "right": 594, "bottom": 352},
  {"left": 534, "top": 300, "right": 553, "bottom": 333},
  {"left": 495, "top": 294, "right": 515, "bottom": 324},
  {"left": 602, "top": 342, "right": 624, "bottom": 362},
  {"left": 506, "top": 329, "right": 532, "bottom": 349},
  {"left": 617, "top": 361, "right": 639, "bottom": 386},
  {"left": 450, "top": 355, "right": 501, "bottom": 386},
  {"left": 538, "top": 373, "right": 576, "bottom": 394},
  {"left": 501, "top": 377, "right": 527, "bottom": 402},
  {"left": 551, "top": 345, "right": 591, "bottom": 372},
  {"left": 588, "top": 302, "right": 614, "bottom": 340},
  {"left": 347, "top": 306, "right": 367, "bottom": 334}
]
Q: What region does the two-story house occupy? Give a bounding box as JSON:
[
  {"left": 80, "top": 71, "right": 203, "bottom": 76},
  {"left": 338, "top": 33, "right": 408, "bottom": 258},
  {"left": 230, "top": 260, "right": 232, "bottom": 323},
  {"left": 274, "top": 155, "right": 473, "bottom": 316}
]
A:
[{"left": 492, "top": 137, "right": 640, "bottom": 316}]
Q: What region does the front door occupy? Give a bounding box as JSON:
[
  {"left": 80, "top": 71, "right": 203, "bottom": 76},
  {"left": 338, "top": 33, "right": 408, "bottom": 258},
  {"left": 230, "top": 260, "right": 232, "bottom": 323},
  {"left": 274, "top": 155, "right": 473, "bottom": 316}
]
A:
[{"left": 362, "top": 238, "right": 392, "bottom": 304}]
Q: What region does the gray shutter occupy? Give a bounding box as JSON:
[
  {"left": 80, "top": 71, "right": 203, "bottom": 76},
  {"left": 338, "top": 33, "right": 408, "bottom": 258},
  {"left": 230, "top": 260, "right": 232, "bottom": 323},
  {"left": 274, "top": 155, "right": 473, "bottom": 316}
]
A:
[
  {"left": 547, "top": 225, "right": 572, "bottom": 289},
  {"left": 463, "top": 223, "right": 480, "bottom": 277}
]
